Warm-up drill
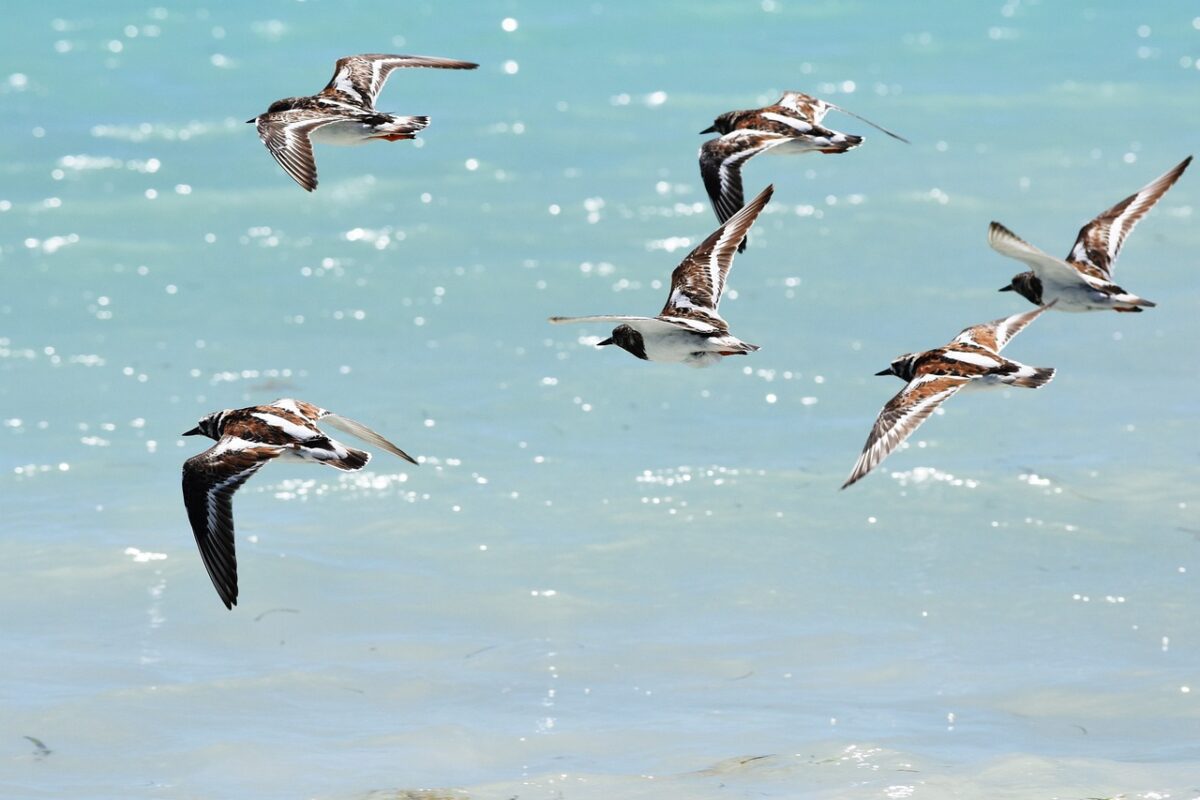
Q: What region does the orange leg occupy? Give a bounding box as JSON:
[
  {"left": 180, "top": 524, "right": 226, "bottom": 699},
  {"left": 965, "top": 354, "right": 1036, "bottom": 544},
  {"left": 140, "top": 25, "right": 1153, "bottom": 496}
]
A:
[{"left": 372, "top": 133, "right": 416, "bottom": 142}]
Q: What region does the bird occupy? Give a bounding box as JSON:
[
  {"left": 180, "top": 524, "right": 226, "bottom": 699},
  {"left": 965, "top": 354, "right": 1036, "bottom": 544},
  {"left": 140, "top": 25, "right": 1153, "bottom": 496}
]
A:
[
  {"left": 248, "top": 53, "right": 478, "bottom": 191},
  {"left": 699, "top": 91, "right": 907, "bottom": 251},
  {"left": 842, "top": 304, "right": 1056, "bottom": 489},
  {"left": 181, "top": 398, "right": 417, "bottom": 609},
  {"left": 549, "top": 185, "right": 773, "bottom": 367},
  {"left": 990, "top": 155, "right": 1191, "bottom": 312}
]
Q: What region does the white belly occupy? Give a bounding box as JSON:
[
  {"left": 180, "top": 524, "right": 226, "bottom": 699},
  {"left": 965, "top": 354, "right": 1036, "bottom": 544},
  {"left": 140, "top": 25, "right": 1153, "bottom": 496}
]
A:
[
  {"left": 1040, "top": 283, "right": 1125, "bottom": 312},
  {"left": 639, "top": 328, "right": 747, "bottom": 368},
  {"left": 309, "top": 120, "right": 376, "bottom": 146}
]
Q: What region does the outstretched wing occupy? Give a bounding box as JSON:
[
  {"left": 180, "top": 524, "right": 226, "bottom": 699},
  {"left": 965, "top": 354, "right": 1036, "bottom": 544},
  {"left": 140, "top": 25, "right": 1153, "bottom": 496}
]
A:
[
  {"left": 841, "top": 375, "right": 969, "bottom": 489},
  {"left": 319, "top": 53, "right": 479, "bottom": 109},
  {"left": 777, "top": 91, "right": 909, "bottom": 142},
  {"left": 659, "top": 184, "right": 773, "bottom": 328},
  {"left": 1067, "top": 155, "right": 1191, "bottom": 278},
  {"left": 255, "top": 109, "right": 348, "bottom": 191},
  {"left": 182, "top": 439, "right": 284, "bottom": 609},
  {"left": 269, "top": 398, "right": 416, "bottom": 464},
  {"left": 699, "top": 133, "right": 790, "bottom": 231},
  {"left": 952, "top": 302, "right": 1054, "bottom": 353},
  {"left": 321, "top": 413, "right": 416, "bottom": 464},
  {"left": 988, "top": 221, "right": 1100, "bottom": 289},
  {"left": 548, "top": 314, "right": 716, "bottom": 332}
]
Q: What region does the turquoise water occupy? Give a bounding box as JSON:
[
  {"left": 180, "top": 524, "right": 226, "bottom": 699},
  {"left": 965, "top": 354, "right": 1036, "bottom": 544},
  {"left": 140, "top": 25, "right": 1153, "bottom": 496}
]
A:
[{"left": 2, "top": 2, "right": 1199, "bottom": 798}]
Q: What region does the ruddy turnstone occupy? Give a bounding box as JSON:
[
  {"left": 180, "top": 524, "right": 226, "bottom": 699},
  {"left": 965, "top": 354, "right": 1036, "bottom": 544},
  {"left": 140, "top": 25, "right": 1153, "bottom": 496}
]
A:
[
  {"left": 699, "top": 91, "right": 907, "bottom": 251},
  {"left": 549, "top": 185, "right": 773, "bottom": 367},
  {"left": 842, "top": 304, "right": 1056, "bottom": 489},
  {"left": 990, "top": 155, "right": 1191, "bottom": 312},
  {"left": 181, "top": 398, "right": 417, "bottom": 608},
  {"left": 249, "top": 53, "right": 478, "bottom": 191}
]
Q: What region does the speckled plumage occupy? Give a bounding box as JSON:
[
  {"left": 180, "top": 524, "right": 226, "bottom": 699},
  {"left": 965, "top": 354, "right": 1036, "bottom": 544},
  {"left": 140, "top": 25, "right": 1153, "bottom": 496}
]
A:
[
  {"left": 549, "top": 185, "right": 773, "bottom": 367},
  {"left": 991, "top": 156, "right": 1191, "bottom": 311},
  {"left": 182, "top": 399, "right": 416, "bottom": 609},
  {"left": 842, "top": 305, "right": 1055, "bottom": 489},
  {"left": 248, "top": 54, "right": 478, "bottom": 191},
  {"left": 699, "top": 91, "right": 906, "bottom": 251}
]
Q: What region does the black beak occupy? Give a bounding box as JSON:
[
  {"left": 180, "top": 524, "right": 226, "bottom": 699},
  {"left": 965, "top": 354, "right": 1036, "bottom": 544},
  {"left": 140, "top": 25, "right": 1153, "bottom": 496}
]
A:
[
  {"left": 597, "top": 337, "right": 614, "bottom": 347},
  {"left": 699, "top": 125, "right": 717, "bottom": 134},
  {"left": 998, "top": 285, "right": 1014, "bottom": 292},
  {"left": 245, "top": 118, "right": 256, "bottom": 124},
  {"left": 874, "top": 368, "right": 893, "bottom": 376},
  {"left": 182, "top": 426, "right": 202, "bottom": 436}
]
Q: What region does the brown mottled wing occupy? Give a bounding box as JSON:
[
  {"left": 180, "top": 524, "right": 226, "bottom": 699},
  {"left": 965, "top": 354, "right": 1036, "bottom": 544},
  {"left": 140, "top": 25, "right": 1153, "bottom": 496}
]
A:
[
  {"left": 777, "top": 91, "right": 831, "bottom": 123},
  {"left": 952, "top": 303, "right": 1053, "bottom": 353},
  {"left": 841, "top": 374, "right": 970, "bottom": 489},
  {"left": 182, "top": 440, "right": 284, "bottom": 609},
  {"left": 659, "top": 184, "right": 773, "bottom": 329},
  {"left": 1067, "top": 156, "right": 1191, "bottom": 279},
  {"left": 319, "top": 54, "right": 479, "bottom": 109},
  {"left": 255, "top": 110, "right": 348, "bottom": 191},
  {"left": 699, "top": 133, "right": 788, "bottom": 246}
]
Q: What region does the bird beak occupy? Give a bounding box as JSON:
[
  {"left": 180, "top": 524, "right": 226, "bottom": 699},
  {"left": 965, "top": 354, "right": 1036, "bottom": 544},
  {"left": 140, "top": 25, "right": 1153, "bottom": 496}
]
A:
[
  {"left": 182, "top": 426, "right": 202, "bottom": 436},
  {"left": 874, "top": 368, "right": 893, "bottom": 376},
  {"left": 597, "top": 337, "right": 614, "bottom": 347},
  {"left": 245, "top": 118, "right": 256, "bottom": 124},
  {"left": 699, "top": 125, "right": 717, "bottom": 134},
  {"left": 998, "top": 285, "right": 1014, "bottom": 292}
]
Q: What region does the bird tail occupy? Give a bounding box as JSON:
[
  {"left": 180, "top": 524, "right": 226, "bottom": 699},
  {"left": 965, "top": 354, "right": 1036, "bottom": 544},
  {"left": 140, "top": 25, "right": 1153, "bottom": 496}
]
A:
[
  {"left": 819, "top": 131, "right": 863, "bottom": 152},
  {"left": 1113, "top": 294, "right": 1156, "bottom": 311},
  {"left": 325, "top": 446, "right": 371, "bottom": 471},
  {"left": 377, "top": 115, "right": 430, "bottom": 136},
  {"left": 1008, "top": 366, "right": 1055, "bottom": 389}
]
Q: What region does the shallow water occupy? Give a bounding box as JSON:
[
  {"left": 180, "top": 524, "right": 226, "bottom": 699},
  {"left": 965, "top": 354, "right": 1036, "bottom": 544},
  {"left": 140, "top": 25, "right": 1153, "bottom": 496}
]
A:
[{"left": 2, "top": 2, "right": 1199, "bottom": 798}]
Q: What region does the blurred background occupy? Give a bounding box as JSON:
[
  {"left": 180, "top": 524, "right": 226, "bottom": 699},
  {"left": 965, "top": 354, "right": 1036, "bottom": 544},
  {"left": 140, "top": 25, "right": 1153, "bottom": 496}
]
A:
[{"left": 1, "top": 2, "right": 1198, "bottom": 798}]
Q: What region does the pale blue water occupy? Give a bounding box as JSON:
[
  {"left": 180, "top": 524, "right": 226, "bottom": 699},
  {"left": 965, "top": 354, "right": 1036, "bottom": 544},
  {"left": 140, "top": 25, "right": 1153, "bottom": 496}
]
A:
[{"left": 2, "top": 2, "right": 1199, "bottom": 798}]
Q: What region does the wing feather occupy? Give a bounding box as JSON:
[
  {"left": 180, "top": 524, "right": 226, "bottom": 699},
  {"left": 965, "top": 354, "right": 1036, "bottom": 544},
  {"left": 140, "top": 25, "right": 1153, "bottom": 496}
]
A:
[
  {"left": 842, "top": 375, "right": 969, "bottom": 489},
  {"left": 255, "top": 111, "right": 348, "bottom": 191},
  {"left": 182, "top": 441, "right": 283, "bottom": 609},
  {"left": 952, "top": 302, "right": 1054, "bottom": 353},
  {"left": 660, "top": 184, "right": 774, "bottom": 325},
  {"left": 988, "top": 221, "right": 1104, "bottom": 289},
  {"left": 1067, "top": 155, "right": 1191, "bottom": 278},
  {"left": 319, "top": 54, "right": 479, "bottom": 109}
]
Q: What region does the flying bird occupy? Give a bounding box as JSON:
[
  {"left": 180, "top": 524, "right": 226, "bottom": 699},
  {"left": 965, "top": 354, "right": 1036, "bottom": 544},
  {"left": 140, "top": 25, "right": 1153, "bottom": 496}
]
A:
[
  {"left": 699, "top": 91, "right": 907, "bottom": 251},
  {"left": 248, "top": 53, "right": 478, "bottom": 191},
  {"left": 182, "top": 399, "right": 417, "bottom": 608},
  {"left": 842, "top": 304, "right": 1056, "bottom": 489},
  {"left": 990, "top": 155, "right": 1191, "bottom": 311},
  {"left": 549, "top": 185, "right": 773, "bottom": 367}
]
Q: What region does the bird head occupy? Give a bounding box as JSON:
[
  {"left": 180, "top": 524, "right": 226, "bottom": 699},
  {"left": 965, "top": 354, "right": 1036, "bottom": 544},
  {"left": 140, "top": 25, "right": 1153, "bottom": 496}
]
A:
[{"left": 183, "top": 411, "right": 225, "bottom": 440}]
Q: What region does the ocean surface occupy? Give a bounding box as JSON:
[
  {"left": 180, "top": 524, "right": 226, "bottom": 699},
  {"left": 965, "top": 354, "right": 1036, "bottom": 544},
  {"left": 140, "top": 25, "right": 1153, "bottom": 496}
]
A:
[{"left": 2, "top": 2, "right": 1199, "bottom": 798}]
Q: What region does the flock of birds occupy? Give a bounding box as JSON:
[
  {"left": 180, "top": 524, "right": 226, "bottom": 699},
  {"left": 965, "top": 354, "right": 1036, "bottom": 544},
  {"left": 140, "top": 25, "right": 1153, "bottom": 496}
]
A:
[{"left": 182, "top": 53, "right": 1191, "bottom": 608}]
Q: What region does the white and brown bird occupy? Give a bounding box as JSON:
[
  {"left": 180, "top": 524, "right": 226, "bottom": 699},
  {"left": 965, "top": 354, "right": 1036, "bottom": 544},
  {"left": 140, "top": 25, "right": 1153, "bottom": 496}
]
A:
[
  {"left": 248, "top": 53, "right": 478, "bottom": 191},
  {"left": 990, "top": 155, "right": 1191, "bottom": 312},
  {"left": 181, "top": 399, "right": 417, "bottom": 608},
  {"left": 842, "top": 304, "right": 1056, "bottom": 489},
  {"left": 549, "top": 185, "right": 773, "bottom": 367},
  {"left": 699, "top": 91, "right": 907, "bottom": 251}
]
